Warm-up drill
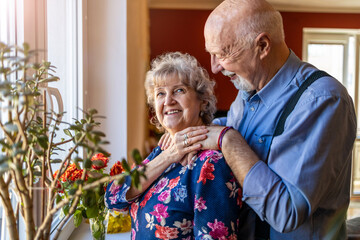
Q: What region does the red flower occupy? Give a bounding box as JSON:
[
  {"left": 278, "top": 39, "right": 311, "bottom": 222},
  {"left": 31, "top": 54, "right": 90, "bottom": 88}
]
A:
[
  {"left": 53, "top": 170, "right": 63, "bottom": 192},
  {"left": 110, "top": 161, "right": 124, "bottom": 176},
  {"left": 62, "top": 164, "right": 77, "bottom": 181},
  {"left": 70, "top": 169, "right": 84, "bottom": 181},
  {"left": 197, "top": 158, "right": 215, "bottom": 184},
  {"left": 60, "top": 163, "right": 85, "bottom": 182},
  {"left": 91, "top": 153, "right": 109, "bottom": 170}
]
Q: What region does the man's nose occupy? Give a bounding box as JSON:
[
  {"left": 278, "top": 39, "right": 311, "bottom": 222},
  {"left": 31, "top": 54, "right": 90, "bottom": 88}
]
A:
[{"left": 211, "top": 54, "right": 224, "bottom": 74}]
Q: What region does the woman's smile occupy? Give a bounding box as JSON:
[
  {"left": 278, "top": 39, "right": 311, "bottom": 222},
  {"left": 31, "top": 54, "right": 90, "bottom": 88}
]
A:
[{"left": 154, "top": 75, "right": 203, "bottom": 136}]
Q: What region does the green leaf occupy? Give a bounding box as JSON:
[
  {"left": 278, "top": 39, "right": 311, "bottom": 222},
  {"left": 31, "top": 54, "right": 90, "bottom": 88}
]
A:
[
  {"left": 69, "top": 125, "right": 82, "bottom": 131},
  {"left": 92, "top": 160, "right": 105, "bottom": 168},
  {"left": 85, "top": 205, "right": 98, "bottom": 218},
  {"left": 121, "top": 159, "right": 131, "bottom": 172},
  {"left": 63, "top": 129, "right": 72, "bottom": 137},
  {"left": 50, "top": 159, "right": 62, "bottom": 164},
  {"left": 63, "top": 204, "right": 70, "bottom": 216},
  {"left": 84, "top": 158, "right": 92, "bottom": 169},
  {"left": 83, "top": 190, "right": 96, "bottom": 207},
  {"left": 90, "top": 131, "right": 106, "bottom": 137},
  {"left": 55, "top": 194, "right": 62, "bottom": 205},
  {"left": 68, "top": 188, "right": 77, "bottom": 195},
  {"left": 73, "top": 210, "right": 83, "bottom": 227},
  {"left": 132, "top": 170, "right": 140, "bottom": 189},
  {"left": 88, "top": 109, "right": 98, "bottom": 115},
  {"left": 38, "top": 76, "right": 59, "bottom": 83},
  {"left": 132, "top": 149, "right": 142, "bottom": 165},
  {"left": 81, "top": 209, "right": 87, "bottom": 218},
  {"left": 37, "top": 135, "right": 48, "bottom": 149}
]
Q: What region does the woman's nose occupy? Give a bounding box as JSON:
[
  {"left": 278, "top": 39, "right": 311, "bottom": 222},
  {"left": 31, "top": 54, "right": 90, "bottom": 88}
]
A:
[
  {"left": 211, "top": 54, "right": 224, "bottom": 74},
  {"left": 164, "top": 94, "right": 175, "bottom": 105}
]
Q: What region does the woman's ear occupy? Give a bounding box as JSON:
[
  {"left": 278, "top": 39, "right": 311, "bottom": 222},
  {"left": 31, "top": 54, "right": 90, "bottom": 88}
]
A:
[{"left": 255, "top": 32, "right": 271, "bottom": 60}]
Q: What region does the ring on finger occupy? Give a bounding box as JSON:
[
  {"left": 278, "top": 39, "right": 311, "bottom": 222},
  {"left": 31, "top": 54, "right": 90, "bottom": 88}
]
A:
[
  {"left": 183, "top": 139, "right": 189, "bottom": 147},
  {"left": 184, "top": 133, "right": 188, "bottom": 141}
]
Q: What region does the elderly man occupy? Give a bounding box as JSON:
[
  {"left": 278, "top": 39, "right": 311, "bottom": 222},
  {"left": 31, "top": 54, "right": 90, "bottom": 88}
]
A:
[{"left": 199, "top": 0, "right": 356, "bottom": 239}]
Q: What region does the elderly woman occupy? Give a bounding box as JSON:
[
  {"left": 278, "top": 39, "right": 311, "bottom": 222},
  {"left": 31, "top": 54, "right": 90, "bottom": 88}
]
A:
[{"left": 105, "top": 52, "right": 242, "bottom": 240}]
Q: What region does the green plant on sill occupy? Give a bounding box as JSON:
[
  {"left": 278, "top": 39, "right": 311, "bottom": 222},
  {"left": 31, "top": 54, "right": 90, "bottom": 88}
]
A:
[{"left": 0, "top": 42, "right": 145, "bottom": 240}]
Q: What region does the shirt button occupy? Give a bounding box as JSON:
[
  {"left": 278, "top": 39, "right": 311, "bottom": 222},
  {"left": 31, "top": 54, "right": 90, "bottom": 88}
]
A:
[
  {"left": 250, "top": 106, "right": 255, "bottom": 111},
  {"left": 258, "top": 138, "right": 263, "bottom": 143}
]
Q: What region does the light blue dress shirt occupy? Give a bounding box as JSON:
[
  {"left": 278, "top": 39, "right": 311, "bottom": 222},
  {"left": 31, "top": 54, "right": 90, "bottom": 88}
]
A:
[{"left": 214, "top": 51, "right": 357, "bottom": 240}]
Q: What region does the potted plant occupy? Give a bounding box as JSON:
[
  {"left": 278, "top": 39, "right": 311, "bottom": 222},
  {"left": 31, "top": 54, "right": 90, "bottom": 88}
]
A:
[{"left": 0, "top": 42, "right": 145, "bottom": 240}]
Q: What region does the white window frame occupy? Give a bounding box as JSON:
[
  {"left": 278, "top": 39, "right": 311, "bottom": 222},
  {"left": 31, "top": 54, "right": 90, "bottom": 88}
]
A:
[{"left": 0, "top": 0, "right": 86, "bottom": 239}]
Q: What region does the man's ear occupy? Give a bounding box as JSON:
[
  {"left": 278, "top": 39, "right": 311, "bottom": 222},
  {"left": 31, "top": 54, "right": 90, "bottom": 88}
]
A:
[{"left": 255, "top": 32, "right": 271, "bottom": 60}]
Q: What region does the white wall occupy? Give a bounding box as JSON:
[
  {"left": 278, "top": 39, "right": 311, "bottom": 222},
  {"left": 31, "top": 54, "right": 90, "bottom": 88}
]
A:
[{"left": 86, "top": 0, "right": 127, "bottom": 162}]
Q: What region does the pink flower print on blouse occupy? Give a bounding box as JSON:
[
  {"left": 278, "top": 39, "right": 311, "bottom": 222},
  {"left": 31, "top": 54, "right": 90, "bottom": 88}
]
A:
[
  {"left": 197, "top": 159, "right": 215, "bottom": 185},
  {"left": 168, "top": 176, "right": 180, "bottom": 189},
  {"left": 154, "top": 178, "right": 169, "bottom": 194},
  {"left": 194, "top": 196, "right": 207, "bottom": 212},
  {"left": 131, "top": 229, "right": 136, "bottom": 240},
  {"left": 198, "top": 150, "right": 223, "bottom": 163},
  {"left": 208, "top": 219, "right": 229, "bottom": 240},
  {"left": 130, "top": 201, "right": 139, "bottom": 221},
  {"left": 109, "top": 181, "right": 122, "bottom": 195},
  {"left": 155, "top": 225, "right": 179, "bottom": 240},
  {"left": 158, "top": 189, "right": 171, "bottom": 203},
  {"left": 173, "top": 218, "right": 193, "bottom": 235},
  {"left": 142, "top": 158, "right": 150, "bottom": 165},
  {"left": 150, "top": 204, "right": 169, "bottom": 224},
  {"left": 109, "top": 194, "right": 118, "bottom": 205}
]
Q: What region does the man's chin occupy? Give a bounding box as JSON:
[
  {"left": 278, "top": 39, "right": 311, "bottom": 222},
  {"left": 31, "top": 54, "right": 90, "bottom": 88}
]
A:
[{"left": 231, "top": 78, "right": 253, "bottom": 92}]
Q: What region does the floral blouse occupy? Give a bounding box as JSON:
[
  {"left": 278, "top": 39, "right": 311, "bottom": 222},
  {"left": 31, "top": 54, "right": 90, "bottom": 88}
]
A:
[{"left": 105, "top": 147, "right": 242, "bottom": 240}]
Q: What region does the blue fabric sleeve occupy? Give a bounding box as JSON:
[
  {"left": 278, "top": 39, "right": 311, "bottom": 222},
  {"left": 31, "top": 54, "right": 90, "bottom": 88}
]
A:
[{"left": 212, "top": 117, "right": 227, "bottom": 126}]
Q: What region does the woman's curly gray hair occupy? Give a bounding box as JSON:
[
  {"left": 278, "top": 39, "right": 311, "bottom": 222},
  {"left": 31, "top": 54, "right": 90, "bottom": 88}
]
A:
[{"left": 145, "top": 52, "right": 217, "bottom": 130}]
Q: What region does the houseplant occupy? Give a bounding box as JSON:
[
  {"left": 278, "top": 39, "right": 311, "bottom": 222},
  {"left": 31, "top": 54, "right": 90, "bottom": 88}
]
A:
[{"left": 0, "top": 42, "right": 145, "bottom": 240}]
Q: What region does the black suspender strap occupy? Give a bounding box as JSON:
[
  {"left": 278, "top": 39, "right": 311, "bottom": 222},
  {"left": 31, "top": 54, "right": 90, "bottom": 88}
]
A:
[
  {"left": 255, "top": 70, "right": 330, "bottom": 240},
  {"left": 273, "top": 70, "right": 330, "bottom": 137}
]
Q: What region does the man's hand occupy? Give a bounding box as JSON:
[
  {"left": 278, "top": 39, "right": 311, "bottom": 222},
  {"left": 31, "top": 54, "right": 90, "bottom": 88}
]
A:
[{"left": 199, "top": 125, "right": 226, "bottom": 150}]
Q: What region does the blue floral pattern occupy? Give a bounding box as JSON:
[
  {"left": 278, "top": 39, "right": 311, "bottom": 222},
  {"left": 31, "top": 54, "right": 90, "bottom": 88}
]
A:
[{"left": 105, "top": 147, "right": 242, "bottom": 240}]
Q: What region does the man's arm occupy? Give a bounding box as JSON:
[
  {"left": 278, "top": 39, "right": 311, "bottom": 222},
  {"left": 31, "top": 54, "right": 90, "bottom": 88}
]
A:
[
  {"left": 200, "top": 125, "right": 259, "bottom": 186},
  {"left": 221, "top": 129, "right": 259, "bottom": 185}
]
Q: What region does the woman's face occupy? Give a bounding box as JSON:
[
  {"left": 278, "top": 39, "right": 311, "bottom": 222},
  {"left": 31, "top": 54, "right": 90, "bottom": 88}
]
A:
[{"left": 154, "top": 75, "right": 203, "bottom": 136}]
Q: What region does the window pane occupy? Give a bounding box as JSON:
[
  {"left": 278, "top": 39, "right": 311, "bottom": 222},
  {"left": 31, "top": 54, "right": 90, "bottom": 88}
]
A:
[{"left": 307, "top": 44, "right": 344, "bottom": 83}]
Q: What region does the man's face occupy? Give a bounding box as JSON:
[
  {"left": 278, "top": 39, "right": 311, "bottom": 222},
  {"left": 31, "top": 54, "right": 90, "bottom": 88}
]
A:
[
  {"left": 204, "top": 9, "right": 257, "bottom": 92},
  {"left": 205, "top": 32, "right": 256, "bottom": 92}
]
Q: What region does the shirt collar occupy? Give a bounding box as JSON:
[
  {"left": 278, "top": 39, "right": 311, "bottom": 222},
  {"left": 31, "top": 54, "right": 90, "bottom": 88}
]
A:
[{"left": 245, "top": 50, "right": 301, "bottom": 107}]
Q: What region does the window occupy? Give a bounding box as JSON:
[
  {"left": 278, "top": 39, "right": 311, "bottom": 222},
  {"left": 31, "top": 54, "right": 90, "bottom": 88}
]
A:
[
  {"left": 0, "top": 0, "right": 84, "bottom": 238},
  {"left": 303, "top": 28, "right": 360, "bottom": 197}
]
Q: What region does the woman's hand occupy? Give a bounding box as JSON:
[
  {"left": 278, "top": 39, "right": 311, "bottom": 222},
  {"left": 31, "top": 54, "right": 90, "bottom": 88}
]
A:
[
  {"left": 161, "top": 126, "right": 208, "bottom": 165},
  {"left": 158, "top": 132, "right": 172, "bottom": 150}
]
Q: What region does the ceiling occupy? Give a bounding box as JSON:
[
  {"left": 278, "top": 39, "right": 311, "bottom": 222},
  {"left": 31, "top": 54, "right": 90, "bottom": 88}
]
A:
[{"left": 149, "top": 0, "right": 360, "bottom": 13}]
